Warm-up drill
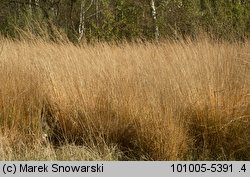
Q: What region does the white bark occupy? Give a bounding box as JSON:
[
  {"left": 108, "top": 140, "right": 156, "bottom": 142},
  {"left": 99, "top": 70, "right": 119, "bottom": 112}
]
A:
[
  {"left": 78, "top": 0, "right": 86, "bottom": 42},
  {"left": 35, "top": 0, "right": 39, "bottom": 6},
  {"left": 29, "top": 0, "right": 32, "bottom": 8},
  {"left": 95, "top": 0, "right": 99, "bottom": 27},
  {"left": 29, "top": 0, "right": 32, "bottom": 14},
  {"left": 150, "top": 0, "right": 159, "bottom": 41},
  {"left": 78, "top": 0, "right": 94, "bottom": 42}
]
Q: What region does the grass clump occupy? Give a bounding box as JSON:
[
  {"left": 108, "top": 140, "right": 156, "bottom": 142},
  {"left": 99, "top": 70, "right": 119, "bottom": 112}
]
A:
[{"left": 0, "top": 38, "right": 249, "bottom": 160}]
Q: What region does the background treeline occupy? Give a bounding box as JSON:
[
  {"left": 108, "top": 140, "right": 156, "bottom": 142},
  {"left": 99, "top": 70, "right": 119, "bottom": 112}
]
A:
[{"left": 0, "top": 0, "right": 250, "bottom": 42}]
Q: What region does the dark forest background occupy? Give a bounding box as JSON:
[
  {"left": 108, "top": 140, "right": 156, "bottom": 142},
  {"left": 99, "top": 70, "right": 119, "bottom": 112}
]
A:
[{"left": 0, "top": 0, "right": 249, "bottom": 42}]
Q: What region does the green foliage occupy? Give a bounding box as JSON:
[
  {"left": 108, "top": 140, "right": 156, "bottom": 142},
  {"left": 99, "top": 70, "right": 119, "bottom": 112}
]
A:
[
  {"left": 199, "top": 0, "right": 250, "bottom": 40},
  {"left": 0, "top": 0, "right": 249, "bottom": 42}
]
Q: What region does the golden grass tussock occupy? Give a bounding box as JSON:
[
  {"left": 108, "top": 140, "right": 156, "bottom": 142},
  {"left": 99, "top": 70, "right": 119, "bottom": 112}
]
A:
[{"left": 0, "top": 38, "right": 249, "bottom": 160}]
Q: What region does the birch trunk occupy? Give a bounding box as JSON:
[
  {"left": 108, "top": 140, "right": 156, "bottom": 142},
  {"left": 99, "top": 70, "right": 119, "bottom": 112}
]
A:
[
  {"left": 150, "top": 0, "right": 159, "bottom": 41},
  {"left": 29, "top": 0, "right": 32, "bottom": 15},
  {"left": 78, "top": 0, "right": 94, "bottom": 42},
  {"left": 78, "top": 0, "right": 86, "bottom": 42},
  {"left": 95, "top": 0, "right": 99, "bottom": 27}
]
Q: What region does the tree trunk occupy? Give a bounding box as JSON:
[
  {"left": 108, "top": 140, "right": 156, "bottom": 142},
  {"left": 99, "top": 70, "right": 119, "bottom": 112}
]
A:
[
  {"left": 150, "top": 0, "right": 159, "bottom": 41},
  {"left": 29, "top": 0, "right": 32, "bottom": 15},
  {"left": 95, "top": 0, "right": 99, "bottom": 27},
  {"left": 78, "top": 0, "right": 86, "bottom": 42}
]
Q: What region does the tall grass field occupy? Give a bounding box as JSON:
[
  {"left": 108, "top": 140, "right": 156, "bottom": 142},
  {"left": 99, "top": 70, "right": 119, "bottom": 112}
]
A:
[{"left": 0, "top": 38, "right": 249, "bottom": 160}]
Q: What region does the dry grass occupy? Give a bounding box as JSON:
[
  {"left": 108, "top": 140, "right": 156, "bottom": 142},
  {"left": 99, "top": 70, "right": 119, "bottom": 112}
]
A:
[{"left": 0, "top": 38, "right": 249, "bottom": 160}]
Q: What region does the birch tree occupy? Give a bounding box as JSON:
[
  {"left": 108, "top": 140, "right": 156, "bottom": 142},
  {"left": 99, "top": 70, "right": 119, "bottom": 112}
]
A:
[
  {"left": 150, "top": 0, "right": 159, "bottom": 40},
  {"left": 29, "top": 0, "right": 32, "bottom": 11},
  {"left": 78, "top": 0, "right": 85, "bottom": 42},
  {"left": 78, "top": 0, "right": 93, "bottom": 42},
  {"left": 95, "top": 0, "right": 100, "bottom": 27}
]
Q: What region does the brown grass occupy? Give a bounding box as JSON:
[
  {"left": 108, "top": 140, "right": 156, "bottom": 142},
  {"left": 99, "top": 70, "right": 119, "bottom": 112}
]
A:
[{"left": 0, "top": 38, "right": 249, "bottom": 160}]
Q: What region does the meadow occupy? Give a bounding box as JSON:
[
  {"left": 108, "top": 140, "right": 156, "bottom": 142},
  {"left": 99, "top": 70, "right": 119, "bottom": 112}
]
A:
[{"left": 0, "top": 38, "right": 249, "bottom": 160}]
